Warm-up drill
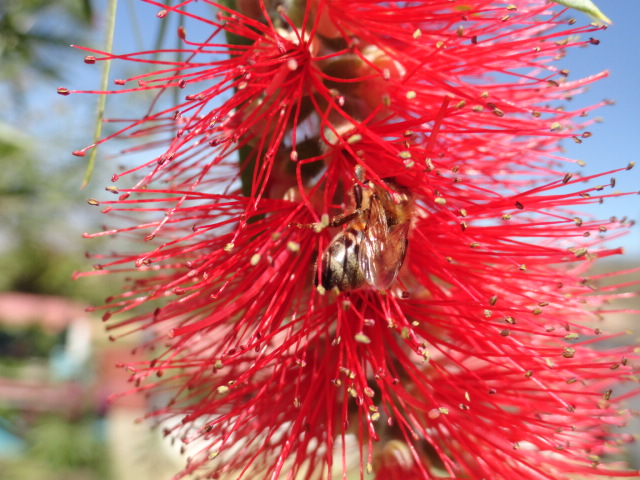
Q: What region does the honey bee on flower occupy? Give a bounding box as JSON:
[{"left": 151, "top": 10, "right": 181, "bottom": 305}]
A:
[{"left": 316, "top": 166, "right": 413, "bottom": 292}]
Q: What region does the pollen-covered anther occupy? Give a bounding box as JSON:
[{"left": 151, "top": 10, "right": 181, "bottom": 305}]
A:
[
  {"left": 250, "top": 253, "right": 261, "bottom": 266},
  {"left": 397, "top": 150, "right": 412, "bottom": 162},
  {"left": 355, "top": 332, "right": 371, "bottom": 344},
  {"left": 428, "top": 408, "right": 443, "bottom": 419},
  {"left": 562, "top": 347, "right": 576, "bottom": 359},
  {"left": 425, "top": 158, "right": 434, "bottom": 171},
  {"left": 286, "top": 241, "right": 300, "bottom": 253},
  {"left": 318, "top": 213, "right": 330, "bottom": 230},
  {"left": 422, "top": 349, "right": 431, "bottom": 363},
  {"left": 323, "top": 120, "right": 358, "bottom": 147},
  {"left": 573, "top": 247, "right": 588, "bottom": 258},
  {"left": 362, "top": 318, "right": 375, "bottom": 327},
  {"left": 346, "top": 133, "right": 362, "bottom": 144},
  {"left": 340, "top": 367, "right": 355, "bottom": 379}
]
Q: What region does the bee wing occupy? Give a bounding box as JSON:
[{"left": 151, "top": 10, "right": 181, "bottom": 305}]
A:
[{"left": 358, "top": 196, "right": 409, "bottom": 290}]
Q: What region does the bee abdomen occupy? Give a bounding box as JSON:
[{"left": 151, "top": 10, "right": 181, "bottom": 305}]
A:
[{"left": 318, "top": 229, "right": 364, "bottom": 291}]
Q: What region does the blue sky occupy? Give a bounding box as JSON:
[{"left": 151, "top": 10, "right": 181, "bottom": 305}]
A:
[{"left": 556, "top": 0, "right": 640, "bottom": 256}]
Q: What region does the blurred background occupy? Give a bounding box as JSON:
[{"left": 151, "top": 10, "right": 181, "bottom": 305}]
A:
[{"left": 0, "top": 1, "right": 637, "bottom": 479}]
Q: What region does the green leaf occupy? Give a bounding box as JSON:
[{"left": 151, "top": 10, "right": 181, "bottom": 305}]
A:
[{"left": 550, "top": 0, "right": 611, "bottom": 24}]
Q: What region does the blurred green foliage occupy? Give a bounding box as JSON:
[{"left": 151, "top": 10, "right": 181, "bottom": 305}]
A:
[
  {"left": 0, "top": 324, "right": 62, "bottom": 361},
  {"left": 0, "top": 121, "right": 110, "bottom": 304},
  {"left": 0, "top": 0, "right": 93, "bottom": 82},
  {"left": 0, "top": 2, "right": 114, "bottom": 479},
  {"left": 0, "top": 0, "right": 115, "bottom": 304},
  {"left": 0, "top": 414, "right": 110, "bottom": 480}
]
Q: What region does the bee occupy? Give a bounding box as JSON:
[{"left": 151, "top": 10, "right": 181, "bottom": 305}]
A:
[{"left": 317, "top": 166, "right": 413, "bottom": 292}]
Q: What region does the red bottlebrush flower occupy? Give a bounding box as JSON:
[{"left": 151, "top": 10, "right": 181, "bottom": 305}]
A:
[{"left": 68, "top": 1, "right": 639, "bottom": 479}]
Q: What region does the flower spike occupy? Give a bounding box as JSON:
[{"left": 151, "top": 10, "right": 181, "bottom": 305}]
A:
[{"left": 70, "top": 1, "right": 638, "bottom": 479}]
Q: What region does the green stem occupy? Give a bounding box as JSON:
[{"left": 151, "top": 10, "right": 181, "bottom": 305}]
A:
[{"left": 81, "top": 0, "right": 118, "bottom": 189}]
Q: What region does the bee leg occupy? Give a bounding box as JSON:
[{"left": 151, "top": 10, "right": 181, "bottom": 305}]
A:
[
  {"left": 290, "top": 210, "right": 361, "bottom": 231},
  {"left": 352, "top": 182, "right": 364, "bottom": 210},
  {"left": 288, "top": 221, "right": 316, "bottom": 229},
  {"left": 327, "top": 211, "right": 358, "bottom": 228}
]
